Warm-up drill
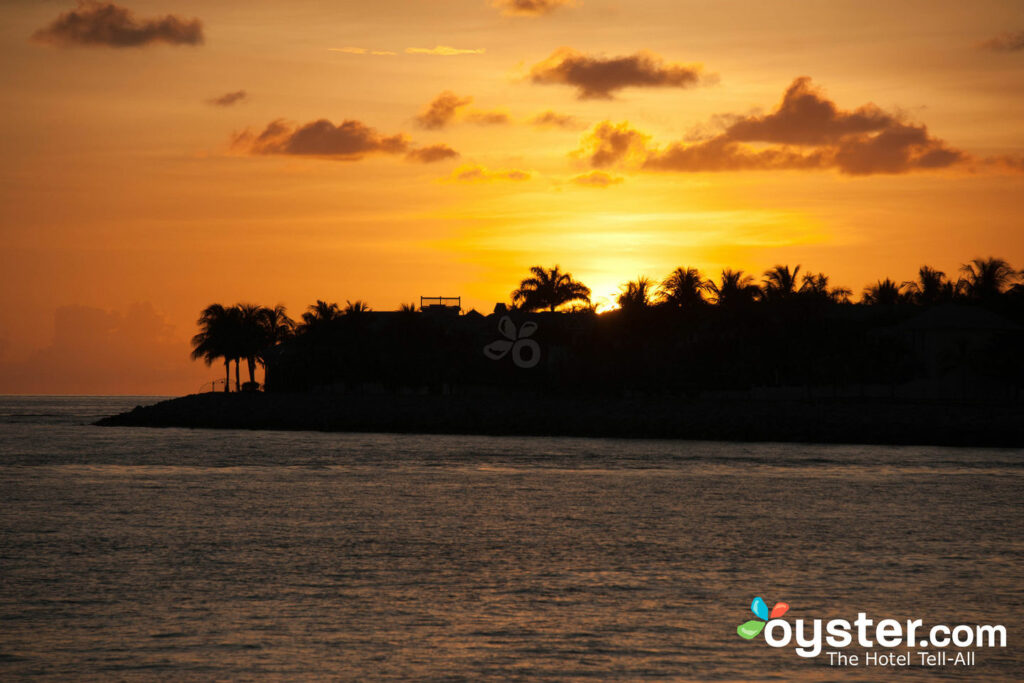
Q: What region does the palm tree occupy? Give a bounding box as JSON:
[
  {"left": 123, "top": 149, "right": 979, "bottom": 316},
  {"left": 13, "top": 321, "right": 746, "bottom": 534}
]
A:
[
  {"left": 959, "top": 257, "right": 1017, "bottom": 301},
  {"left": 344, "top": 300, "right": 372, "bottom": 315},
  {"left": 617, "top": 277, "right": 655, "bottom": 311},
  {"left": 904, "top": 266, "right": 953, "bottom": 305},
  {"left": 862, "top": 278, "right": 907, "bottom": 306},
  {"left": 658, "top": 267, "right": 709, "bottom": 309},
  {"left": 300, "top": 300, "right": 342, "bottom": 334},
  {"left": 709, "top": 269, "right": 759, "bottom": 306},
  {"left": 762, "top": 264, "right": 802, "bottom": 301},
  {"left": 399, "top": 303, "right": 417, "bottom": 313},
  {"left": 512, "top": 266, "right": 591, "bottom": 312},
  {"left": 190, "top": 303, "right": 242, "bottom": 392},
  {"left": 799, "top": 272, "right": 851, "bottom": 303},
  {"left": 235, "top": 303, "right": 271, "bottom": 386}
]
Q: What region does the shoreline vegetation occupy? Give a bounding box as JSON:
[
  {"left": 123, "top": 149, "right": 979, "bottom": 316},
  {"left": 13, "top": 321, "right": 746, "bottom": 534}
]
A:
[
  {"left": 99, "top": 260, "right": 1024, "bottom": 446},
  {"left": 95, "top": 392, "right": 1024, "bottom": 447}
]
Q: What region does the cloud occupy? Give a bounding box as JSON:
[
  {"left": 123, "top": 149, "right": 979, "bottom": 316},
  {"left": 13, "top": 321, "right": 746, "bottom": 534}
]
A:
[
  {"left": 32, "top": 1, "right": 203, "bottom": 48},
  {"left": 529, "top": 48, "right": 711, "bottom": 99},
  {"left": 235, "top": 118, "right": 410, "bottom": 159},
  {"left": 416, "top": 91, "right": 473, "bottom": 129},
  {"left": 529, "top": 110, "right": 582, "bottom": 129},
  {"left": 448, "top": 164, "right": 531, "bottom": 182},
  {"left": 415, "top": 91, "right": 510, "bottom": 129},
  {"left": 570, "top": 171, "right": 623, "bottom": 187},
  {"left": 406, "top": 45, "right": 485, "bottom": 56},
  {"left": 328, "top": 47, "right": 397, "bottom": 55},
  {"left": 574, "top": 78, "right": 969, "bottom": 176},
  {"left": 464, "top": 110, "right": 510, "bottom": 125},
  {"left": 491, "top": 0, "right": 579, "bottom": 17},
  {"left": 979, "top": 31, "right": 1024, "bottom": 52},
  {"left": 573, "top": 121, "right": 650, "bottom": 167},
  {"left": 406, "top": 144, "right": 460, "bottom": 163},
  {"left": 0, "top": 303, "right": 207, "bottom": 395},
  {"left": 208, "top": 90, "right": 247, "bottom": 107},
  {"left": 233, "top": 117, "right": 458, "bottom": 164}
]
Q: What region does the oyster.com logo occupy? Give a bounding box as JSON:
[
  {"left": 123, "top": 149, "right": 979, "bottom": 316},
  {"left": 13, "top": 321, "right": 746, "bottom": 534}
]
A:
[
  {"left": 483, "top": 315, "right": 540, "bottom": 368},
  {"left": 737, "top": 596, "right": 789, "bottom": 640},
  {"left": 734, "top": 594, "right": 1006, "bottom": 667}
]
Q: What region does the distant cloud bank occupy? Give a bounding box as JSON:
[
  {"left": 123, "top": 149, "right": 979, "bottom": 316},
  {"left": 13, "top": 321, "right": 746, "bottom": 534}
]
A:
[{"left": 32, "top": 1, "right": 203, "bottom": 48}]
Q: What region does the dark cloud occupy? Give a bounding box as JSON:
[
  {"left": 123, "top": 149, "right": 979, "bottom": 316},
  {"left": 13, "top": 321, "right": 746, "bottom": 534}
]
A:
[
  {"left": 979, "top": 31, "right": 1024, "bottom": 52},
  {"left": 415, "top": 91, "right": 509, "bottom": 128},
  {"left": 722, "top": 77, "right": 897, "bottom": 145},
  {"left": 406, "top": 144, "right": 460, "bottom": 163},
  {"left": 208, "top": 90, "right": 247, "bottom": 107},
  {"left": 529, "top": 110, "right": 582, "bottom": 129},
  {"left": 32, "top": 1, "right": 203, "bottom": 48},
  {"left": 235, "top": 119, "right": 411, "bottom": 160},
  {"left": 574, "top": 78, "right": 968, "bottom": 176},
  {"left": 415, "top": 91, "right": 472, "bottom": 129},
  {"left": 491, "top": 0, "right": 577, "bottom": 17},
  {"left": 529, "top": 48, "right": 710, "bottom": 99}
]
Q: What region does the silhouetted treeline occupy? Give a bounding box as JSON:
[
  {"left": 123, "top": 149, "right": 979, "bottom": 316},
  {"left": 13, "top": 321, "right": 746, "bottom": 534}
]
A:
[{"left": 191, "top": 259, "right": 1024, "bottom": 400}]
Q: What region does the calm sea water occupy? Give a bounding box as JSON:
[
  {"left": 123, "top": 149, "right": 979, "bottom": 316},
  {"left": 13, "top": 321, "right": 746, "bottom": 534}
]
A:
[{"left": 0, "top": 396, "right": 1021, "bottom": 681}]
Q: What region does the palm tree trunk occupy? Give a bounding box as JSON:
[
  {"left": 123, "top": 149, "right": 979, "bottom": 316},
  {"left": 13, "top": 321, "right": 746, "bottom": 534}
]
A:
[
  {"left": 235, "top": 359, "right": 240, "bottom": 392},
  {"left": 247, "top": 355, "right": 257, "bottom": 384},
  {"left": 224, "top": 358, "right": 230, "bottom": 392}
]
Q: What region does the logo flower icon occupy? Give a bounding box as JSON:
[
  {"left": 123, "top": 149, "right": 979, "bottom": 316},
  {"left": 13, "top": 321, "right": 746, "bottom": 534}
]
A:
[
  {"left": 483, "top": 315, "right": 541, "bottom": 368},
  {"left": 737, "top": 596, "right": 789, "bottom": 639}
]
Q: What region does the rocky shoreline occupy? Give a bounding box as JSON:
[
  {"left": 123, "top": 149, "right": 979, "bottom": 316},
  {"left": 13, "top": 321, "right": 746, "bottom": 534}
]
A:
[{"left": 94, "top": 392, "right": 1024, "bottom": 447}]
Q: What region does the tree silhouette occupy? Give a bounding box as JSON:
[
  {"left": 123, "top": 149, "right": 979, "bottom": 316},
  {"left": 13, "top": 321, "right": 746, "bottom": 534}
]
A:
[
  {"left": 862, "top": 278, "right": 907, "bottom": 306},
  {"left": 190, "top": 304, "right": 241, "bottom": 392},
  {"left": 300, "top": 300, "right": 342, "bottom": 335},
  {"left": 710, "top": 269, "right": 760, "bottom": 306},
  {"left": 905, "top": 266, "right": 954, "bottom": 305},
  {"left": 659, "top": 267, "right": 709, "bottom": 309},
  {"left": 959, "top": 257, "right": 1018, "bottom": 301},
  {"left": 617, "top": 276, "right": 656, "bottom": 311},
  {"left": 344, "top": 300, "right": 372, "bottom": 315},
  {"left": 762, "top": 264, "right": 802, "bottom": 301},
  {"left": 512, "top": 266, "right": 591, "bottom": 312},
  {"left": 800, "top": 272, "right": 851, "bottom": 303}
]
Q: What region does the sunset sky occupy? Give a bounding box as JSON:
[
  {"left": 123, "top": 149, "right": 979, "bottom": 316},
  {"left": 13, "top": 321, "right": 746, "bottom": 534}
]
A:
[{"left": 1, "top": 0, "right": 1023, "bottom": 394}]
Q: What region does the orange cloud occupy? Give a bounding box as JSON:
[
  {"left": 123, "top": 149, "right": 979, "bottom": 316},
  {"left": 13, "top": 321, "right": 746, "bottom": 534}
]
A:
[
  {"left": 406, "top": 46, "right": 485, "bottom": 56},
  {"left": 575, "top": 78, "right": 969, "bottom": 176},
  {"left": 448, "top": 164, "right": 531, "bottom": 182},
  {"left": 529, "top": 48, "right": 711, "bottom": 99},
  {"left": 491, "top": 0, "right": 579, "bottom": 17},
  {"left": 32, "top": 1, "right": 203, "bottom": 48},
  {"left": 570, "top": 171, "right": 623, "bottom": 187}
]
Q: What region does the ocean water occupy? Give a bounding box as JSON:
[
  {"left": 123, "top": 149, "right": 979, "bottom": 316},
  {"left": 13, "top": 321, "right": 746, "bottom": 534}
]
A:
[{"left": 0, "top": 396, "right": 1021, "bottom": 681}]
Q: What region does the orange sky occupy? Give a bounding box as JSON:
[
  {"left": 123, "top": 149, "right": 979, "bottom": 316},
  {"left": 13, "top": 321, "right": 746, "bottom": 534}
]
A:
[{"left": 1, "top": 0, "right": 1023, "bottom": 394}]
